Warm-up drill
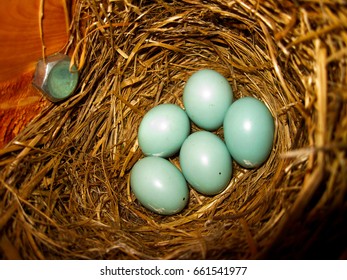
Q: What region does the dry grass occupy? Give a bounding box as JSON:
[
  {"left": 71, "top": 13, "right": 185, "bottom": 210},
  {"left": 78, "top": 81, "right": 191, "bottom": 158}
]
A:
[{"left": 0, "top": 0, "right": 346, "bottom": 259}]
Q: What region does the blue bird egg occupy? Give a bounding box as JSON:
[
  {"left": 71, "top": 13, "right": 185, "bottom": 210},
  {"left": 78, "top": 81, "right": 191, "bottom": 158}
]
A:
[
  {"left": 183, "top": 69, "right": 233, "bottom": 131},
  {"left": 138, "top": 104, "right": 190, "bottom": 157},
  {"left": 179, "top": 131, "right": 232, "bottom": 195},
  {"left": 223, "top": 97, "right": 275, "bottom": 168},
  {"left": 130, "top": 157, "right": 189, "bottom": 215}
]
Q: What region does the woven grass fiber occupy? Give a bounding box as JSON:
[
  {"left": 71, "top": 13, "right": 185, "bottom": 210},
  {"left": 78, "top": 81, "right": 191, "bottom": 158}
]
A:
[{"left": 1, "top": 0, "right": 347, "bottom": 259}]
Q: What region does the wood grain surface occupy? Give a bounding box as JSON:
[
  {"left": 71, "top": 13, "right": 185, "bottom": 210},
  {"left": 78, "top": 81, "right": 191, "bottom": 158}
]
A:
[{"left": 0, "top": 0, "right": 71, "bottom": 147}]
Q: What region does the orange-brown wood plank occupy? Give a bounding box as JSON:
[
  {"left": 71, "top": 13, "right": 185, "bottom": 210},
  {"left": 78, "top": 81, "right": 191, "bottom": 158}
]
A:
[{"left": 0, "top": 0, "right": 70, "bottom": 148}]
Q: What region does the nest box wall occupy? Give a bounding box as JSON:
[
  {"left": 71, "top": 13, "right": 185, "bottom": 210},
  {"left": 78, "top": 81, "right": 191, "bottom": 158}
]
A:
[{"left": 0, "top": 0, "right": 72, "bottom": 148}]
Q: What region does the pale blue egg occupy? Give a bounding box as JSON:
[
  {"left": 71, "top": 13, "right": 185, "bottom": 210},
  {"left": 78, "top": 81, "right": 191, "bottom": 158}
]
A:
[
  {"left": 138, "top": 104, "right": 190, "bottom": 157},
  {"left": 179, "top": 131, "right": 232, "bottom": 195},
  {"left": 183, "top": 69, "right": 233, "bottom": 131},
  {"left": 223, "top": 97, "right": 275, "bottom": 168},
  {"left": 130, "top": 157, "right": 189, "bottom": 215}
]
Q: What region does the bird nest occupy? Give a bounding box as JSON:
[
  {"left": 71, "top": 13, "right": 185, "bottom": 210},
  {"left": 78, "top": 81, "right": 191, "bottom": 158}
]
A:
[{"left": 0, "top": 0, "right": 346, "bottom": 259}]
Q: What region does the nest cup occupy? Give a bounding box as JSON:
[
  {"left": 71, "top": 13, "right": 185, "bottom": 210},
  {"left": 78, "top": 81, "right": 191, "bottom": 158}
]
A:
[{"left": 0, "top": 0, "right": 346, "bottom": 259}]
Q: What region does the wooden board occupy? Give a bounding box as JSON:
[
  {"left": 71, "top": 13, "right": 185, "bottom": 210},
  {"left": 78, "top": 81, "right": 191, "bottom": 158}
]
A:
[{"left": 0, "top": 0, "right": 71, "bottom": 147}]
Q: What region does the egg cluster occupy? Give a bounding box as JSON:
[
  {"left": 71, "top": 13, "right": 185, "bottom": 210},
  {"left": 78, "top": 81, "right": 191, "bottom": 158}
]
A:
[{"left": 130, "top": 69, "right": 275, "bottom": 215}]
